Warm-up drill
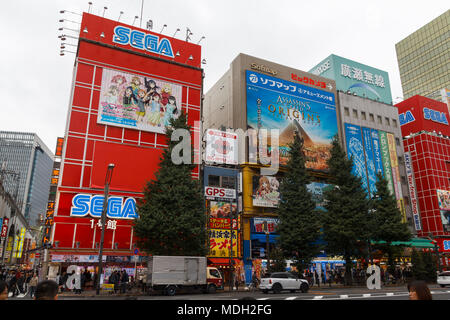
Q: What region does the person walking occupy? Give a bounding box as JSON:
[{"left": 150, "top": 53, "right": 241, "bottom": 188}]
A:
[
  {"left": 314, "top": 270, "right": 320, "bottom": 287},
  {"left": 120, "top": 270, "right": 129, "bottom": 294},
  {"left": 28, "top": 273, "right": 39, "bottom": 298},
  {"left": 0, "top": 280, "right": 8, "bottom": 300},
  {"left": 408, "top": 280, "right": 432, "bottom": 300}
]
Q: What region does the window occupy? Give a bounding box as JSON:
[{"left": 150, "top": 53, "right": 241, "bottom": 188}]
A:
[
  {"left": 361, "top": 111, "right": 366, "bottom": 120},
  {"left": 393, "top": 119, "right": 398, "bottom": 127},
  {"left": 385, "top": 117, "right": 390, "bottom": 126},
  {"left": 396, "top": 137, "right": 400, "bottom": 146},
  {"left": 344, "top": 107, "right": 350, "bottom": 116},
  {"left": 222, "top": 176, "right": 236, "bottom": 189},
  {"left": 377, "top": 115, "right": 382, "bottom": 124},
  {"left": 353, "top": 109, "right": 358, "bottom": 119},
  {"left": 369, "top": 113, "right": 375, "bottom": 122},
  {"left": 208, "top": 175, "right": 220, "bottom": 187}
]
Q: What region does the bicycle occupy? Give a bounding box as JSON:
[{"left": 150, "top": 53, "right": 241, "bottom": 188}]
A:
[{"left": 246, "top": 280, "right": 259, "bottom": 292}]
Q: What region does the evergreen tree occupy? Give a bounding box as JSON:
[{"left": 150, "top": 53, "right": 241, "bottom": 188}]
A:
[
  {"left": 321, "top": 135, "right": 370, "bottom": 285},
  {"left": 422, "top": 251, "right": 437, "bottom": 282},
  {"left": 267, "top": 247, "right": 287, "bottom": 273},
  {"left": 277, "top": 131, "right": 321, "bottom": 273},
  {"left": 371, "top": 172, "right": 411, "bottom": 274},
  {"left": 411, "top": 249, "right": 427, "bottom": 280},
  {"left": 133, "top": 112, "right": 208, "bottom": 256}
]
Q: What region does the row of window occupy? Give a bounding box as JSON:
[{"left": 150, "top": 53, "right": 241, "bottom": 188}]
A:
[{"left": 343, "top": 107, "right": 399, "bottom": 128}]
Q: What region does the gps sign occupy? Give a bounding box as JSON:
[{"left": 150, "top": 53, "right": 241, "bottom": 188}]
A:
[{"left": 205, "top": 187, "right": 236, "bottom": 200}]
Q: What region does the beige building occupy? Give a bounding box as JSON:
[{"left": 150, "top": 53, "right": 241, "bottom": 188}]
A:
[{"left": 395, "top": 10, "right": 450, "bottom": 101}]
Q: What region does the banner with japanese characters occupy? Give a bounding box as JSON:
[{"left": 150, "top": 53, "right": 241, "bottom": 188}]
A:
[
  {"left": 246, "top": 70, "right": 338, "bottom": 171},
  {"left": 404, "top": 152, "right": 421, "bottom": 231},
  {"left": 98, "top": 68, "right": 182, "bottom": 134},
  {"left": 362, "top": 127, "right": 377, "bottom": 197},
  {"left": 208, "top": 229, "right": 238, "bottom": 258},
  {"left": 379, "top": 131, "right": 395, "bottom": 197},
  {"left": 252, "top": 175, "right": 280, "bottom": 208},
  {"left": 344, "top": 123, "right": 369, "bottom": 192}
]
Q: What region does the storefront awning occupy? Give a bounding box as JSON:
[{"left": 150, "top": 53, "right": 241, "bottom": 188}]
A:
[
  {"left": 371, "top": 238, "right": 435, "bottom": 248},
  {"left": 207, "top": 258, "right": 240, "bottom": 267},
  {"left": 251, "top": 233, "right": 279, "bottom": 243}
]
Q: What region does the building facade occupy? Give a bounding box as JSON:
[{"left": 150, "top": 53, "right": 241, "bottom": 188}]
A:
[
  {"left": 204, "top": 53, "right": 340, "bottom": 283},
  {"left": 0, "top": 131, "right": 53, "bottom": 226},
  {"left": 395, "top": 95, "right": 450, "bottom": 269},
  {"left": 395, "top": 10, "right": 449, "bottom": 101},
  {"left": 48, "top": 12, "right": 203, "bottom": 278}
]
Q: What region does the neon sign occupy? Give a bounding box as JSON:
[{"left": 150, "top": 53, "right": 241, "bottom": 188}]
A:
[
  {"left": 113, "top": 26, "right": 174, "bottom": 58},
  {"left": 70, "top": 194, "right": 138, "bottom": 219}
]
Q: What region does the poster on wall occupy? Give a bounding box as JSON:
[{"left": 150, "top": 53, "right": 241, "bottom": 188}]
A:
[
  {"left": 246, "top": 70, "right": 338, "bottom": 171},
  {"left": 437, "top": 189, "right": 450, "bottom": 232},
  {"left": 252, "top": 175, "right": 280, "bottom": 208},
  {"left": 370, "top": 129, "right": 384, "bottom": 176},
  {"left": 97, "top": 68, "right": 182, "bottom": 134},
  {"left": 404, "top": 152, "right": 422, "bottom": 231},
  {"left": 378, "top": 131, "right": 395, "bottom": 197},
  {"left": 344, "top": 123, "right": 369, "bottom": 192},
  {"left": 209, "top": 201, "right": 237, "bottom": 219},
  {"left": 205, "top": 129, "right": 239, "bottom": 165}
]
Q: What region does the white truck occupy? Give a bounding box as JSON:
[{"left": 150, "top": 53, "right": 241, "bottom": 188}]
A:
[{"left": 146, "top": 256, "right": 223, "bottom": 296}]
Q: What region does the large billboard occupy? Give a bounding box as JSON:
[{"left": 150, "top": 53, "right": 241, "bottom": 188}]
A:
[
  {"left": 378, "top": 131, "right": 395, "bottom": 197},
  {"left": 252, "top": 175, "right": 280, "bottom": 208},
  {"left": 344, "top": 123, "right": 368, "bottom": 192},
  {"left": 437, "top": 189, "right": 450, "bottom": 232},
  {"left": 98, "top": 68, "right": 182, "bottom": 133},
  {"left": 309, "top": 54, "right": 393, "bottom": 105},
  {"left": 205, "top": 129, "right": 238, "bottom": 165},
  {"left": 306, "top": 182, "right": 332, "bottom": 211},
  {"left": 246, "top": 70, "right": 338, "bottom": 172},
  {"left": 362, "top": 127, "right": 377, "bottom": 197}
]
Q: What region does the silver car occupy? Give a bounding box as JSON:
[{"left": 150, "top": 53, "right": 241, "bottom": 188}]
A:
[
  {"left": 437, "top": 271, "right": 450, "bottom": 287},
  {"left": 259, "top": 272, "right": 309, "bottom": 294}
]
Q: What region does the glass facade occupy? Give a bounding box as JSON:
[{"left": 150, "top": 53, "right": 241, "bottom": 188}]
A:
[
  {"left": 395, "top": 10, "right": 450, "bottom": 100},
  {"left": 0, "top": 131, "right": 53, "bottom": 226}
]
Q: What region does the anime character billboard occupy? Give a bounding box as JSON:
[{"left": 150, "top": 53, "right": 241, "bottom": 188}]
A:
[
  {"left": 98, "top": 68, "right": 182, "bottom": 133},
  {"left": 252, "top": 175, "right": 280, "bottom": 208},
  {"left": 246, "top": 70, "right": 338, "bottom": 172}
]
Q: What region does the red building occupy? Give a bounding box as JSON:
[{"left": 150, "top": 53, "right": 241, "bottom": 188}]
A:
[
  {"left": 395, "top": 95, "right": 450, "bottom": 269},
  {"left": 49, "top": 13, "right": 203, "bottom": 273}
]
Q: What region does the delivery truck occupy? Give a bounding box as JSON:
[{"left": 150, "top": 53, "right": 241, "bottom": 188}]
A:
[{"left": 146, "top": 256, "right": 223, "bottom": 296}]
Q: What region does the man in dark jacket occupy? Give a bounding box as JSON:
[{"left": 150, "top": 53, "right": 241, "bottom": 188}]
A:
[{"left": 120, "top": 270, "right": 129, "bottom": 294}]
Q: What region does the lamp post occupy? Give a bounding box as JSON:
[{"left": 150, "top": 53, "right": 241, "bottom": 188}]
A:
[{"left": 96, "top": 163, "right": 115, "bottom": 295}]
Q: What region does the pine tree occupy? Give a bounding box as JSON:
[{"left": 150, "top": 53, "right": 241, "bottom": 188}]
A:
[
  {"left": 371, "top": 172, "right": 411, "bottom": 274},
  {"left": 321, "top": 135, "right": 370, "bottom": 285},
  {"left": 133, "top": 112, "right": 208, "bottom": 256},
  {"left": 277, "top": 131, "right": 321, "bottom": 273},
  {"left": 411, "top": 249, "right": 427, "bottom": 280}
]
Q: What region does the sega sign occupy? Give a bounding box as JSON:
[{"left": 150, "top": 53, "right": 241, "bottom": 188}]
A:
[
  {"left": 423, "top": 107, "right": 449, "bottom": 125},
  {"left": 70, "top": 194, "right": 138, "bottom": 220},
  {"left": 113, "top": 26, "right": 174, "bottom": 58},
  {"left": 399, "top": 111, "right": 415, "bottom": 126},
  {"left": 205, "top": 187, "right": 236, "bottom": 200}
]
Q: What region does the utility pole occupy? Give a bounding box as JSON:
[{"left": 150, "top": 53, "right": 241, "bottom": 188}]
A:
[{"left": 96, "top": 164, "right": 115, "bottom": 295}]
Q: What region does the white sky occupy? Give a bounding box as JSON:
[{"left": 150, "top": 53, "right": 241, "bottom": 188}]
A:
[{"left": 0, "top": 0, "right": 448, "bottom": 153}]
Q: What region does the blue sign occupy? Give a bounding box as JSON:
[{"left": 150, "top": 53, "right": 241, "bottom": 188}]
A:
[
  {"left": 399, "top": 111, "right": 415, "bottom": 126},
  {"left": 423, "top": 108, "right": 449, "bottom": 125},
  {"left": 370, "top": 129, "right": 384, "bottom": 177},
  {"left": 362, "top": 127, "right": 376, "bottom": 197},
  {"left": 113, "top": 26, "right": 174, "bottom": 58},
  {"left": 70, "top": 194, "right": 138, "bottom": 219},
  {"left": 344, "top": 123, "right": 368, "bottom": 192}
]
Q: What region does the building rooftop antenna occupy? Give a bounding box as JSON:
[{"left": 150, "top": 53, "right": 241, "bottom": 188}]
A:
[
  {"left": 186, "top": 28, "right": 193, "bottom": 42},
  {"left": 88, "top": 2, "right": 92, "bottom": 13},
  {"left": 118, "top": 11, "right": 124, "bottom": 22}
]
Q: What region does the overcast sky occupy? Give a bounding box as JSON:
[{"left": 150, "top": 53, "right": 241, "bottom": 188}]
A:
[{"left": 0, "top": 1, "right": 448, "bottom": 153}]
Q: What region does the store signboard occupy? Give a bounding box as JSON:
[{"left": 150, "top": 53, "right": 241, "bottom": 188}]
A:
[
  {"left": 378, "top": 131, "right": 395, "bottom": 197},
  {"left": 386, "top": 133, "right": 405, "bottom": 222},
  {"left": 404, "top": 152, "right": 421, "bottom": 231},
  {"left": 208, "top": 229, "right": 238, "bottom": 258},
  {"left": 252, "top": 218, "right": 279, "bottom": 234},
  {"left": 205, "top": 186, "right": 236, "bottom": 201}
]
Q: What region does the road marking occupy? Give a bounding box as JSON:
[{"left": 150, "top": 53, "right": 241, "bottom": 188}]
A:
[
  {"left": 386, "top": 293, "right": 394, "bottom": 296},
  {"left": 313, "top": 296, "right": 323, "bottom": 300},
  {"left": 363, "top": 294, "right": 371, "bottom": 298},
  {"left": 257, "top": 298, "right": 270, "bottom": 300},
  {"left": 286, "top": 296, "right": 297, "bottom": 300},
  {"left": 340, "top": 295, "right": 349, "bottom": 299}
]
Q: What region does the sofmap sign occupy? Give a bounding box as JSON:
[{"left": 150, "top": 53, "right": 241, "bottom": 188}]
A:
[
  {"left": 113, "top": 26, "right": 174, "bottom": 58},
  {"left": 70, "top": 194, "right": 138, "bottom": 219}
]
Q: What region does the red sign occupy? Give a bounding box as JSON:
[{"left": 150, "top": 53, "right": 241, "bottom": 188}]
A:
[
  {"left": 55, "top": 137, "right": 64, "bottom": 157},
  {"left": 209, "top": 218, "right": 238, "bottom": 230},
  {"left": 1, "top": 218, "right": 9, "bottom": 238},
  {"left": 205, "top": 187, "right": 236, "bottom": 199},
  {"left": 291, "top": 73, "right": 328, "bottom": 89}
]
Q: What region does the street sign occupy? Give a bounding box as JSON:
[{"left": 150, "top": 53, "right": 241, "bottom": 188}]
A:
[{"left": 134, "top": 248, "right": 139, "bottom": 255}]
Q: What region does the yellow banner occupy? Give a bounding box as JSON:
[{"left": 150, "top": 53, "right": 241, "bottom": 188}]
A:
[{"left": 208, "top": 229, "right": 238, "bottom": 258}]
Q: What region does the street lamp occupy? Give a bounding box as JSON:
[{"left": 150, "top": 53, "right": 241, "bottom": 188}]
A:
[{"left": 96, "top": 163, "right": 115, "bottom": 295}]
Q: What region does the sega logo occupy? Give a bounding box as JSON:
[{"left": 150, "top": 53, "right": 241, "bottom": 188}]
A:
[
  {"left": 70, "top": 194, "right": 138, "bottom": 220},
  {"left": 399, "top": 111, "right": 415, "bottom": 126},
  {"left": 423, "top": 107, "right": 449, "bottom": 125},
  {"left": 113, "top": 26, "right": 174, "bottom": 58}
]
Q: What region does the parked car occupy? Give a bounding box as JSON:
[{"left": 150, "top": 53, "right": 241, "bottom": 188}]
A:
[
  {"left": 259, "top": 272, "right": 309, "bottom": 294},
  {"left": 437, "top": 271, "right": 450, "bottom": 287}
]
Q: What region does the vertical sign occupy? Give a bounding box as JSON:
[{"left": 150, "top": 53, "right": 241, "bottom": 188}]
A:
[
  {"left": 386, "top": 133, "right": 405, "bottom": 222},
  {"left": 404, "top": 152, "right": 421, "bottom": 230},
  {"left": 42, "top": 201, "right": 55, "bottom": 246},
  {"left": 0, "top": 217, "right": 6, "bottom": 258},
  {"left": 344, "top": 123, "right": 369, "bottom": 192},
  {"left": 362, "top": 127, "right": 377, "bottom": 197},
  {"left": 55, "top": 137, "right": 64, "bottom": 157},
  {"left": 15, "top": 228, "right": 26, "bottom": 258},
  {"left": 378, "top": 131, "right": 395, "bottom": 197},
  {"left": 370, "top": 129, "right": 384, "bottom": 176}
]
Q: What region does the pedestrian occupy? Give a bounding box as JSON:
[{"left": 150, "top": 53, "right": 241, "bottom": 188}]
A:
[
  {"left": 61, "top": 271, "right": 68, "bottom": 292},
  {"left": 120, "top": 270, "right": 129, "bottom": 294},
  {"left": 314, "top": 270, "right": 320, "bottom": 287},
  {"left": 28, "top": 273, "right": 39, "bottom": 298},
  {"left": 234, "top": 275, "right": 240, "bottom": 291},
  {"left": 8, "top": 271, "right": 17, "bottom": 297},
  {"left": 34, "top": 280, "right": 59, "bottom": 300},
  {"left": 0, "top": 280, "right": 8, "bottom": 300},
  {"left": 407, "top": 280, "right": 432, "bottom": 300}
]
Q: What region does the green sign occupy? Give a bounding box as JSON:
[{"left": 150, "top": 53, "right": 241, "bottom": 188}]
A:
[
  {"left": 309, "top": 54, "right": 392, "bottom": 105},
  {"left": 378, "top": 131, "right": 395, "bottom": 196}
]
